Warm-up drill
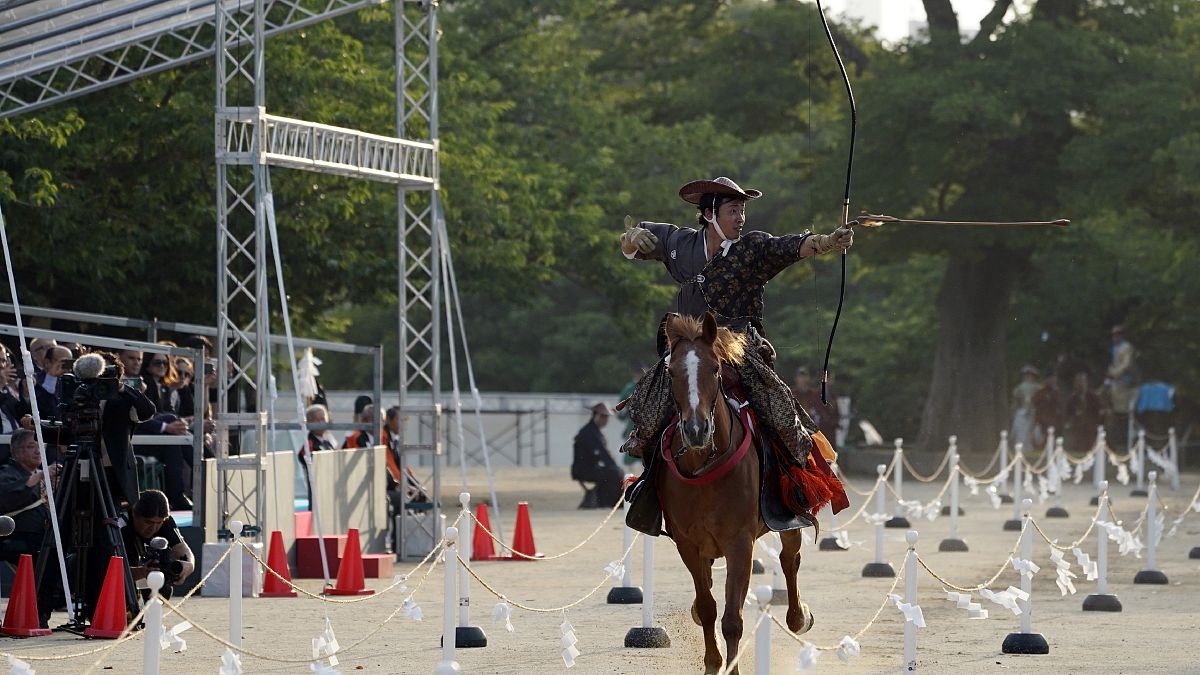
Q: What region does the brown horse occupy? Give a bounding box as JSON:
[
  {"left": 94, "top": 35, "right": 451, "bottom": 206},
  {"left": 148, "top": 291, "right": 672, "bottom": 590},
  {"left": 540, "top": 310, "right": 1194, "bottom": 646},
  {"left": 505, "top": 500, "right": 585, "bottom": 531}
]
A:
[{"left": 657, "top": 312, "right": 813, "bottom": 674}]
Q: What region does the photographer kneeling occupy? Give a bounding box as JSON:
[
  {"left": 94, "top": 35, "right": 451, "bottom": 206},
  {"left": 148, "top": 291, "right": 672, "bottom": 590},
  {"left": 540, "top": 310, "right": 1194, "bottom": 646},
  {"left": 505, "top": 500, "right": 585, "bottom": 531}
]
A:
[{"left": 121, "top": 490, "right": 194, "bottom": 599}]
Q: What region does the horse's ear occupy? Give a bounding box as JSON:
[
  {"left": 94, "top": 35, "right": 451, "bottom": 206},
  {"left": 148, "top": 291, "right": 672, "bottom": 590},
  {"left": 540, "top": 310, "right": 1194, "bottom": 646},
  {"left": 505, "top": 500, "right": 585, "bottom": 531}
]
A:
[
  {"left": 662, "top": 312, "right": 681, "bottom": 351},
  {"left": 702, "top": 311, "right": 718, "bottom": 344}
]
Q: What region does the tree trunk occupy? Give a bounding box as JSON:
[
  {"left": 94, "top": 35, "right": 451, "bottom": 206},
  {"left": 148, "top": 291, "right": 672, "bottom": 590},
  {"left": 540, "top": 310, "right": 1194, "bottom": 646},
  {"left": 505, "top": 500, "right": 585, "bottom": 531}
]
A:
[{"left": 916, "top": 247, "right": 1025, "bottom": 459}]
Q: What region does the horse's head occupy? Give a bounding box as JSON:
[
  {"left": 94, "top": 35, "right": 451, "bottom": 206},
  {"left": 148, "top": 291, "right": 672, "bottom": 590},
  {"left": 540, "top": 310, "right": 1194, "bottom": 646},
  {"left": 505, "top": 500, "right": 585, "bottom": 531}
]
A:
[{"left": 666, "top": 311, "right": 746, "bottom": 451}]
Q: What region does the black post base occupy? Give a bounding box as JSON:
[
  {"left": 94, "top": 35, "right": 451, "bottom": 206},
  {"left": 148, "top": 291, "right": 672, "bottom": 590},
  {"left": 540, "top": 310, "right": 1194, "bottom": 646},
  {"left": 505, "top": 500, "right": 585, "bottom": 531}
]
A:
[
  {"left": 1089, "top": 496, "right": 1099, "bottom": 505},
  {"left": 819, "top": 537, "right": 846, "bottom": 551},
  {"left": 999, "top": 494, "right": 1014, "bottom": 504},
  {"left": 885, "top": 516, "right": 911, "bottom": 529},
  {"left": 455, "top": 626, "right": 488, "bottom": 649},
  {"left": 1002, "top": 632, "right": 1049, "bottom": 654},
  {"left": 1045, "top": 506, "right": 1069, "bottom": 518},
  {"left": 1003, "top": 519, "right": 1022, "bottom": 531},
  {"left": 940, "top": 505, "right": 965, "bottom": 516},
  {"left": 752, "top": 558, "right": 766, "bottom": 574},
  {"left": 1190, "top": 546, "right": 1200, "bottom": 560},
  {"left": 938, "top": 538, "right": 969, "bottom": 552},
  {"left": 861, "top": 562, "right": 895, "bottom": 578},
  {"left": 1082, "top": 593, "right": 1122, "bottom": 612},
  {"left": 1130, "top": 488, "right": 1148, "bottom": 497},
  {"left": 1133, "top": 569, "right": 1169, "bottom": 585},
  {"left": 624, "top": 626, "right": 671, "bottom": 648},
  {"left": 606, "top": 586, "right": 643, "bottom": 604}
]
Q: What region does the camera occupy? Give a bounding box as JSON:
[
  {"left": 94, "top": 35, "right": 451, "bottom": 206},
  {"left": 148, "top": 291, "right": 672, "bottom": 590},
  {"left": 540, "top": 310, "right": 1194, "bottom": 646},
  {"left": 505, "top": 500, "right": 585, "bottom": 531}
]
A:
[
  {"left": 56, "top": 366, "right": 120, "bottom": 438},
  {"left": 145, "top": 537, "right": 183, "bottom": 587}
]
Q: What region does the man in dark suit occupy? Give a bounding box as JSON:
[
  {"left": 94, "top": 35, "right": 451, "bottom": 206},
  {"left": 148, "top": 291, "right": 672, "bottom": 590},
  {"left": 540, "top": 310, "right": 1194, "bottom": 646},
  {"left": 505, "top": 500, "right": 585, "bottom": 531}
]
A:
[
  {"left": 0, "top": 429, "right": 56, "bottom": 564},
  {"left": 571, "top": 403, "right": 624, "bottom": 508}
]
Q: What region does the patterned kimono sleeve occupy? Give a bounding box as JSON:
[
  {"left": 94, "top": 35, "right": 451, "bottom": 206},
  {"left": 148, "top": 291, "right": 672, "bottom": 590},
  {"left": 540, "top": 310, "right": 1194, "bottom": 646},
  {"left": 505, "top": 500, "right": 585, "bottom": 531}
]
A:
[
  {"left": 633, "top": 221, "right": 678, "bottom": 262},
  {"left": 748, "top": 230, "right": 813, "bottom": 283}
]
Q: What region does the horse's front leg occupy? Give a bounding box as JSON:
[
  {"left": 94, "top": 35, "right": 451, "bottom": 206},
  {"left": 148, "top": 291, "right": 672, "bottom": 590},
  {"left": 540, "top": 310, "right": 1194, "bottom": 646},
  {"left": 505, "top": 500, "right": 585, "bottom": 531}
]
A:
[
  {"left": 721, "top": 537, "right": 755, "bottom": 675},
  {"left": 779, "top": 529, "right": 814, "bottom": 634},
  {"left": 677, "top": 543, "right": 721, "bottom": 674}
]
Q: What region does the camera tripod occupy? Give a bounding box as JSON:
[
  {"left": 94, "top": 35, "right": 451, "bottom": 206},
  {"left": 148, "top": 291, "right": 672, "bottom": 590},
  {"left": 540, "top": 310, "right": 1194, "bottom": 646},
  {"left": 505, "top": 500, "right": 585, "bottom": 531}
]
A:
[{"left": 34, "top": 441, "right": 140, "bottom": 633}]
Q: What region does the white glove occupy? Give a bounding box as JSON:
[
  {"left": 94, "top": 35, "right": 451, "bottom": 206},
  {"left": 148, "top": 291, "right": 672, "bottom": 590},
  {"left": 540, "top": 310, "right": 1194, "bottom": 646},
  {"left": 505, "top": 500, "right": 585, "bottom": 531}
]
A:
[
  {"left": 812, "top": 226, "right": 854, "bottom": 254},
  {"left": 621, "top": 216, "right": 658, "bottom": 255}
]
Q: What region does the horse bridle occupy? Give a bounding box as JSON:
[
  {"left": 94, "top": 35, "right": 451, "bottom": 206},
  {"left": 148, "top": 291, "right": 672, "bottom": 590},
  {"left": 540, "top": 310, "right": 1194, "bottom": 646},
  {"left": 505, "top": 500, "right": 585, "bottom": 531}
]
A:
[{"left": 672, "top": 376, "right": 734, "bottom": 465}]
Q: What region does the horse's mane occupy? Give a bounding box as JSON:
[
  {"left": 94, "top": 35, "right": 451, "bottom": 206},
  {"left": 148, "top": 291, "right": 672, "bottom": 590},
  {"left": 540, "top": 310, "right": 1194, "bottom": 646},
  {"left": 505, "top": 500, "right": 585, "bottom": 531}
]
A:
[{"left": 666, "top": 316, "right": 747, "bottom": 365}]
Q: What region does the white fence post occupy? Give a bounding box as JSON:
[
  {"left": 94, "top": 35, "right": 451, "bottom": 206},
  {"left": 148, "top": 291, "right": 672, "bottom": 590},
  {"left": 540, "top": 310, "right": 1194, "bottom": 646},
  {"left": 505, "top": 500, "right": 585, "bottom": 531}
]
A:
[
  {"left": 863, "top": 464, "right": 895, "bottom": 577},
  {"left": 1001, "top": 499, "right": 1048, "bottom": 654},
  {"left": 939, "top": 453, "right": 968, "bottom": 552},
  {"left": 887, "top": 439, "right": 911, "bottom": 528},
  {"left": 436, "top": 527, "right": 461, "bottom": 674},
  {"left": 1134, "top": 472, "right": 1169, "bottom": 585},
  {"left": 1083, "top": 481, "right": 1122, "bottom": 611}
]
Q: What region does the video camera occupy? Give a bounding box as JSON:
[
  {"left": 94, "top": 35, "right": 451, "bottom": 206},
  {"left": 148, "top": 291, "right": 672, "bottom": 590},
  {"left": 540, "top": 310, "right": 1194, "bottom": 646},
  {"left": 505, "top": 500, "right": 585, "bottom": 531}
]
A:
[
  {"left": 144, "top": 537, "right": 183, "bottom": 588},
  {"left": 56, "top": 362, "right": 120, "bottom": 439}
]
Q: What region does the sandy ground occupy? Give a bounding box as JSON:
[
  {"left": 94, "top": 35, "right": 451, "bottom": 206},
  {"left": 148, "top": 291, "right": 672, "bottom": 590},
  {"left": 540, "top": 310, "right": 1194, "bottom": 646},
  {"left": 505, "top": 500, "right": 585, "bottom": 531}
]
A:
[{"left": 5, "top": 464, "right": 1200, "bottom": 674}]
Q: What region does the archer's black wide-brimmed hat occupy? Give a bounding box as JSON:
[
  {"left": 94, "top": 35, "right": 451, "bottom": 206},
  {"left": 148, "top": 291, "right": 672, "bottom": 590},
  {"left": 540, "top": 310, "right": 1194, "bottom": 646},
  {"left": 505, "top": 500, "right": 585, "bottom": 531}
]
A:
[{"left": 678, "top": 176, "right": 762, "bottom": 205}]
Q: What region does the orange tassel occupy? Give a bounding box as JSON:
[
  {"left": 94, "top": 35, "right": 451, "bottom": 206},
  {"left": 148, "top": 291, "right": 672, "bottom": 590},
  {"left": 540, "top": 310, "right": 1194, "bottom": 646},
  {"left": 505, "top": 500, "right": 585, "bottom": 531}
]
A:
[{"left": 780, "top": 462, "right": 840, "bottom": 515}]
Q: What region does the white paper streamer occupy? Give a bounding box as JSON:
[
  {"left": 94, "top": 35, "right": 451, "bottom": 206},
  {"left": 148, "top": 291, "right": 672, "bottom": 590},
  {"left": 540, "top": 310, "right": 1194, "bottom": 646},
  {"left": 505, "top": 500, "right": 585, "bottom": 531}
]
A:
[
  {"left": 493, "top": 600, "right": 515, "bottom": 632},
  {"left": 863, "top": 512, "right": 890, "bottom": 526},
  {"left": 220, "top": 648, "right": 244, "bottom": 675},
  {"left": 942, "top": 589, "right": 988, "bottom": 619},
  {"left": 1102, "top": 521, "right": 1143, "bottom": 558},
  {"left": 311, "top": 617, "right": 341, "bottom": 668},
  {"left": 310, "top": 663, "right": 340, "bottom": 675},
  {"left": 1048, "top": 548, "right": 1077, "bottom": 595},
  {"left": 1115, "top": 463, "right": 1130, "bottom": 486},
  {"left": 887, "top": 593, "right": 926, "bottom": 628},
  {"left": 604, "top": 560, "right": 624, "bottom": 580},
  {"left": 1072, "top": 547, "right": 1098, "bottom": 581},
  {"left": 963, "top": 475, "right": 980, "bottom": 496},
  {"left": 979, "top": 586, "right": 1028, "bottom": 615},
  {"left": 797, "top": 641, "right": 820, "bottom": 670},
  {"left": 986, "top": 485, "right": 1002, "bottom": 510},
  {"left": 1036, "top": 476, "right": 1049, "bottom": 504},
  {"left": 1011, "top": 558, "right": 1041, "bottom": 581},
  {"left": 7, "top": 655, "right": 34, "bottom": 675},
  {"left": 161, "top": 620, "right": 191, "bottom": 653},
  {"left": 561, "top": 618, "right": 580, "bottom": 668},
  {"left": 836, "top": 635, "right": 861, "bottom": 662},
  {"left": 833, "top": 530, "right": 851, "bottom": 550},
  {"left": 1146, "top": 444, "right": 1177, "bottom": 478},
  {"left": 402, "top": 598, "right": 424, "bottom": 621}
]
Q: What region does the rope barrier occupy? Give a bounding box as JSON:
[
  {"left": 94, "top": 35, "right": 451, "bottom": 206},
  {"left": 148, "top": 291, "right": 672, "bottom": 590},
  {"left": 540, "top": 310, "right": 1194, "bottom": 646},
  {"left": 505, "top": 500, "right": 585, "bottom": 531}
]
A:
[
  {"left": 828, "top": 476, "right": 882, "bottom": 532},
  {"left": 468, "top": 497, "right": 622, "bottom": 560},
  {"left": 959, "top": 440, "right": 1002, "bottom": 478},
  {"left": 772, "top": 551, "right": 908, "bottom": 651},
  {"left": 901, "top": 449, "right": 951, "bottom": 483},
  {"left": 0, "top": 535, "right": 237, "bottom": 670},
  {"left": 155, "top": 541, "right": 444, "bottom": 666},
  {"left": 1030, "top": 498, "right": 1106, "bottom": 551},
  {"left": 915, "top": 522, "right": 1025, "bottom": 593},
  {"left": 457, "top": 532, "right": 641, "bottom": 613},
  {"left": 958, "top": 454, "right": 1019, "bottom": 485},
  {"left": 836, "top": 465, "right": 876, "bottom": 497}
]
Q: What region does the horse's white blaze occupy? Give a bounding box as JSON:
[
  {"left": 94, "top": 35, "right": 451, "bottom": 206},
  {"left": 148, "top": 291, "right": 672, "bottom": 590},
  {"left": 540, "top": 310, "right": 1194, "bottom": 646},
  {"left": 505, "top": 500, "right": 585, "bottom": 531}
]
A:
[{"left": 685, "top": 349, "right": 700, "bottom": 412}]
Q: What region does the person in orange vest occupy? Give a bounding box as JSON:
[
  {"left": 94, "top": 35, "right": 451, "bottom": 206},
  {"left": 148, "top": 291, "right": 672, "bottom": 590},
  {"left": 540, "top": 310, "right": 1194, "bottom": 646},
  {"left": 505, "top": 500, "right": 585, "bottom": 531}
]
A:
[{"left": 342, "top": 395, "right": 374, "bottom": 449}]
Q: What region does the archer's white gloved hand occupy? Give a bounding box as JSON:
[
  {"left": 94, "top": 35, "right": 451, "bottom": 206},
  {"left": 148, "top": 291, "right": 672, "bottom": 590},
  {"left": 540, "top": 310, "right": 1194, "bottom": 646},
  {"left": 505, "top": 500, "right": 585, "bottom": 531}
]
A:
[
  {"left": 621, "top": 216, "right": 658, "bottom": 255},
  {"left": 812, "top": 226, "right": 854, "bottom": 254}
]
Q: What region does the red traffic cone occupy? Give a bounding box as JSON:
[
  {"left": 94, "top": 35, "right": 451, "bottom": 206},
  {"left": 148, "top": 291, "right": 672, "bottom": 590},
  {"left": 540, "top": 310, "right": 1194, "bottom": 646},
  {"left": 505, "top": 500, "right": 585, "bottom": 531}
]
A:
[
  {"left": 471, "top": 503, "right": 497, "bottom": 561},
  {"left": 261, "top": 530, "right": 298, "bottom": 598},
  {"left": 326, "top": 529, "right": 374, "bottom": 596},
  {"left": 2, "top": 554, "right": 51, "bottom": 637},
  {"left": 507, "top": 502, "right": 542, "bottom": 560},
  {"left": 85, "top": 556, "right": 129, "bottom": 638}
]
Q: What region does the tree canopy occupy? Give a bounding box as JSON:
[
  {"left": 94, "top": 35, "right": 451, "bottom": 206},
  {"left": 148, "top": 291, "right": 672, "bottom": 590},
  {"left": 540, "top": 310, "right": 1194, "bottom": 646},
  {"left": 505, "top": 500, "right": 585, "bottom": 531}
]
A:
[{"left": 2, "top": 0, "right": 1196, "bottom": 455}]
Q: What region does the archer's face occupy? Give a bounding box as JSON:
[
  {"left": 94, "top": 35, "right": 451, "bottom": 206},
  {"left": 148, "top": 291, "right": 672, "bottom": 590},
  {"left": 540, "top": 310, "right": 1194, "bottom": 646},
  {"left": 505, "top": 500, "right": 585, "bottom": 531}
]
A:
[{"left": 710, "top": 200, "right": 746, "bottom": 240}]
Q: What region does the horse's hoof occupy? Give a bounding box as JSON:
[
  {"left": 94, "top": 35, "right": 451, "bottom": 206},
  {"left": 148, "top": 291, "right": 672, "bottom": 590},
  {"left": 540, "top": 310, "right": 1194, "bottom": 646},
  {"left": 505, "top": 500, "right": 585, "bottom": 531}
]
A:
[
  {"left": 691, "top": 602, "right": 702, "bottom": 626},
  {"left": 788, "top": 601, "right": 815, "bottom": 635}
]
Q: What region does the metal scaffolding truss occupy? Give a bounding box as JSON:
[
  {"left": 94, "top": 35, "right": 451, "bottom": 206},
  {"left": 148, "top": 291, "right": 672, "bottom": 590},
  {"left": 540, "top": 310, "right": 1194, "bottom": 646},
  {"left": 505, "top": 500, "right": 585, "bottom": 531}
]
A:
[
  {"left": 216, "top": 110, "right": 437, "bottom": 185},
  {"left": 0, "top": 0, "right": 383, "bottom": 119}
]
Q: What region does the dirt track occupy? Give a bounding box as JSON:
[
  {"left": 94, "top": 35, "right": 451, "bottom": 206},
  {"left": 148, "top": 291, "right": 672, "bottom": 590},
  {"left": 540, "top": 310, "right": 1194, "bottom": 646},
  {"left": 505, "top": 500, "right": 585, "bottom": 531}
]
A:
[{"left": 6, "top": 465, "right": 1200, "bottom": 674}]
